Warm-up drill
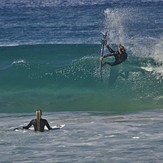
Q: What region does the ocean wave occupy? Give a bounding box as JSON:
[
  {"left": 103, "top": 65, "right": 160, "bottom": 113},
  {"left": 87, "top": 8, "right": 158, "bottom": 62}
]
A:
[
  {"left": 0, "top": 44, "right": 163, "bottom": 110},
  {"left": 12, "top": 60, "right": 26, "bottom": 65}
]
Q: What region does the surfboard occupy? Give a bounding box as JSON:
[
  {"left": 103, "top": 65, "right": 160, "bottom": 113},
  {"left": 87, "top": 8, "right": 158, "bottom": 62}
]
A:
[
  {"left": 13, "top": 124, "right": 65, "bottom": 132},
  {"left": 100, "top": 32, "right": 108, "bottom": 81},
  {"left": 51, "top": 124, "right": 65, "bottom": 130}
]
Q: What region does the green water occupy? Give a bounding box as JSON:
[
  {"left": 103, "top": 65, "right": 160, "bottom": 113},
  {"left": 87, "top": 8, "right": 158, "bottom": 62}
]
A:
[{"left": 0, "top": 44, "right": 163, "bottom": 113}]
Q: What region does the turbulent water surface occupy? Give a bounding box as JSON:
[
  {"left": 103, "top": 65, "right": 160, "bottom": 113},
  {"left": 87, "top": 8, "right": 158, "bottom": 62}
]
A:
[{"left": 1, "top": 110, "right": 163, "bottom": 162}]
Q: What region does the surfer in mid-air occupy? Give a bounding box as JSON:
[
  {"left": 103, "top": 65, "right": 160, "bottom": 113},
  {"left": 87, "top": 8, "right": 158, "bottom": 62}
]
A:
[
  {"left": 22, "top": 109, "right": 54, "bottom": 132},
  {"left": 100, "top": 39, "right": 127, "bottom": 66}
]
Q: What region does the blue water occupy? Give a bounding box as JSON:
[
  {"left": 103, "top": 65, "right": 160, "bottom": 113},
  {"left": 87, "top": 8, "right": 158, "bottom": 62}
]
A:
[{"left": 1, "top": 0, "right": 163, "bottom": 162}]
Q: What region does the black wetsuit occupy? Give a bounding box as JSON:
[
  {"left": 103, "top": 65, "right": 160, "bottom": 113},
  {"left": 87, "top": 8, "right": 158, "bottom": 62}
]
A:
[
  {"left": 23, "top": 118, "right": 52, "bottom": 132},
  {"left": 104, "top": 45, "right": 127, "bottom": 66}
]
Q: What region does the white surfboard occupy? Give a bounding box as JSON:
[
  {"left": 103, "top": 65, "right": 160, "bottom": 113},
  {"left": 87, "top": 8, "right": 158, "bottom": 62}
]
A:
[
  {"left": 13, "top": 124, "right": 65, "bottom": 132},
  {"left": 51, "top": 124, "right": 65, "bottom": 130}
]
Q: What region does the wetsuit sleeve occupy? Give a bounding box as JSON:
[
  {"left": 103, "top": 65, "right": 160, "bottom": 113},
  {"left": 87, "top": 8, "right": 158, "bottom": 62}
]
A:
[
  {"left": 106, "top": 45, "right": 115, "bottom": 53},
  {"left": 23, "top": 119, "right": 34, "bottom": 129},
  {"left": 45, "top": 120, "right": 53, "bottom": 130},
  {"left": 103, "top": 51, "right": 118, "bottom": 58},
  {"left": 103, "top": 53, "right": 114, "bottom": 58}
]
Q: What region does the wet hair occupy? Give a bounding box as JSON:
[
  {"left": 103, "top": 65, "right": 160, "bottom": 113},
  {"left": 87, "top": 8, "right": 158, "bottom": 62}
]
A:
[
  {"left": 118, "top": 44, "right": 125, "bottom": 52},
  {"left": 36, "top": 109, "right": 42, "bottom": 131}
]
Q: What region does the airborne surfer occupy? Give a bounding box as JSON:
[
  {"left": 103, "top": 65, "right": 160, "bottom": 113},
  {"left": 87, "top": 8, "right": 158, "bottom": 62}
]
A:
[
  {"left": 100, "top": 39, "right": 127, "bottom": 66},
  {"left": 21, "top": 109, "right": 58, "bottom": 132}
]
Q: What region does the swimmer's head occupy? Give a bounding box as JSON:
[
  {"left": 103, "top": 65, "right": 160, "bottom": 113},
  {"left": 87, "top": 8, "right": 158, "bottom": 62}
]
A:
[{"left": 118, "top": 44, "right": 125, "bottom": 52}]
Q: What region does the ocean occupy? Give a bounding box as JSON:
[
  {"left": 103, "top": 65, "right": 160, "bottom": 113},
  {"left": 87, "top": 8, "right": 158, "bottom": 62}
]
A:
[{"left": 0, "top": 0, "right": 163, "bottom": 162}]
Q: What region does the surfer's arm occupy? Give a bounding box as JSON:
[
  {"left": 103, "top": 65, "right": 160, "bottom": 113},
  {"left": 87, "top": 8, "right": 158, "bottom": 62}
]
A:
[
  {"left": 22, "top": 120, "right": 33, "bottom": 129},
  {"left": 106, "top": 44, "right": 115, "bottom": 53},
  {"left": 45, "top": 120, "right": 53, "bottom": 130},
  {"left": 103, "top": 53, "right": 114, "bottom": 58},
  {"left": 100, "top": 53, "right": 114, "bottom": 62}
]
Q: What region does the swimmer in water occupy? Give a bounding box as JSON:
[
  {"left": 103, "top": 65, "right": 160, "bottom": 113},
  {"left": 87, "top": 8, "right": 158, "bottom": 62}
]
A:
[{"left": 22, "top": 109, "right": 53, "bottom": 132}]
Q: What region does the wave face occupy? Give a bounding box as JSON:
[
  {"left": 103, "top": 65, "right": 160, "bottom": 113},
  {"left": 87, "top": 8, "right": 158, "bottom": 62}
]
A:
[
  {"left": 0, "top": 44, "right": 163, "bottom": 113},
  {"left": 0, "top": 0, "right": 163, "bottom": 112}
]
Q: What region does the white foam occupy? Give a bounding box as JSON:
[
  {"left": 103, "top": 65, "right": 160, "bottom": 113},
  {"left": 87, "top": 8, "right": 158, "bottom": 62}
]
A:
[{"left": 12, "top": 60, "right": 26, "bottom": 65}]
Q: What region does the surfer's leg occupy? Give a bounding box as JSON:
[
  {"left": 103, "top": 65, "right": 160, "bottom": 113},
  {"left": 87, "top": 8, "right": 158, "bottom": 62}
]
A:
[
  {"left": 110, "top": 61, "right": 122, "bottom": 66},
  {"left": 106, "top": 53, "right": 114, "bottom": 57},
  {"left": 102, "top": 62, "right": 112, "bottom": 67},
  {"left": 106, "top": 45, "right": 115, "bottom": 53}
]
